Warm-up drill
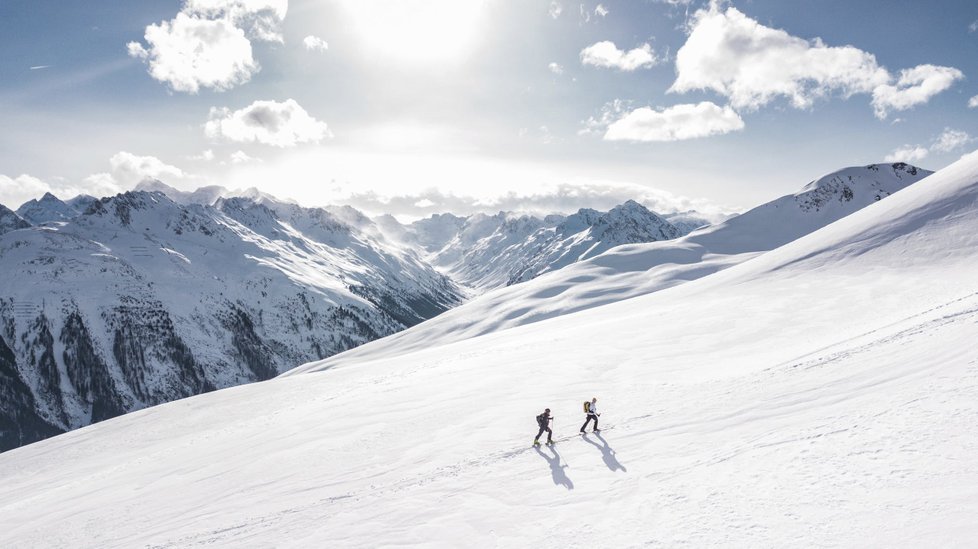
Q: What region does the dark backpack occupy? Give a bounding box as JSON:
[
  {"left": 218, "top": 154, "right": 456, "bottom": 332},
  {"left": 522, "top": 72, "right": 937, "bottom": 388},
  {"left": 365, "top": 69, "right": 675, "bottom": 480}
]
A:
[{"left": 536, "top": 413, "right": 548, "bottom": 427}]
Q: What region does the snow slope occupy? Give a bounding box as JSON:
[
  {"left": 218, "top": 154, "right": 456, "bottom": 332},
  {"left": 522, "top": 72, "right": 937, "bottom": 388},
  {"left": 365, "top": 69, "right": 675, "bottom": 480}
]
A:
[
  {"left": 289, "top": 163, "right": 932, "bottom": 363},
  {"left": 0, "top": 152, "right": 974, "bottom": 546}
]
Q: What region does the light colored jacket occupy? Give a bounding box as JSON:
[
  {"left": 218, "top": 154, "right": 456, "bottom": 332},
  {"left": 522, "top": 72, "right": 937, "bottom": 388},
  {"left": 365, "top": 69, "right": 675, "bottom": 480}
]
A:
[{"left": 588, "top": 401, "right": 598, "bottom": 415}]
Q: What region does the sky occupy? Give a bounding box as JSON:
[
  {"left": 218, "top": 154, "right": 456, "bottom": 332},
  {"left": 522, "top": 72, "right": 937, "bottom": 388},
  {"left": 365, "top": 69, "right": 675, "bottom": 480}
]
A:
[{"left": 1, "top": 0, "right": 977, "bottom": 220}]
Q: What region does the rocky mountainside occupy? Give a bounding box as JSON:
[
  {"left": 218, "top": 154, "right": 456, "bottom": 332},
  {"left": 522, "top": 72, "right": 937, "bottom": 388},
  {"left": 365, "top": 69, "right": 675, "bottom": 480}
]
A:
[
  {"left": 0, "top": 190, "right": 462, "bottom": 451},
  {"left": 380, "top": 200, "right": 693, "bottom": 290},
  {"left": 0, "top": 181, "right": 726, "bottom": 453},
  {"left": 0, "top": 204, "right": 30, "bottom": 235},
  {"left": 138, "top": 182, "right": 705, "bottom": 292},
  {"left": 15, "top": 192, "right": 93, "bottom": 225}
]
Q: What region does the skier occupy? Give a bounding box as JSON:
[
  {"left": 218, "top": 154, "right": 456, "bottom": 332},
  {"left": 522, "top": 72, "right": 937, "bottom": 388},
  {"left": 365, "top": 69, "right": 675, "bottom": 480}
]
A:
[
  {"left": 580, "top": 397, "right": 600, "bottom": 433},
  {"left": 534, "top": 408, "right": 554, "bottom": 446}
]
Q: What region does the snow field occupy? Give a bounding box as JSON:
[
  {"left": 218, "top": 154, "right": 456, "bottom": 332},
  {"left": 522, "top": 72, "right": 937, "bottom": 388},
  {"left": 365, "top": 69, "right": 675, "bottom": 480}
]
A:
[{"left": 0, "top": 157, "right": 976, "bottom": 546}]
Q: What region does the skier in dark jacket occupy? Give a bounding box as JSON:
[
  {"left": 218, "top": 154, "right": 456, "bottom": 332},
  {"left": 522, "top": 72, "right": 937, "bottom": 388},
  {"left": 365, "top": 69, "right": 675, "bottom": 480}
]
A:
[
  {"left": 534, "top": 408, "right": 554, "bottom": 445},
  {"left": 580, "top": 397, "right": 600, "bottom": 433}
]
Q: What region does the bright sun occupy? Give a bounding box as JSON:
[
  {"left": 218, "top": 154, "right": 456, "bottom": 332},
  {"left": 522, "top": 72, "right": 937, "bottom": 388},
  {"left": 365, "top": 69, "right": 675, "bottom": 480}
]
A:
[{"left": 342, "top": 0, "right": 488, "bottom": 65}]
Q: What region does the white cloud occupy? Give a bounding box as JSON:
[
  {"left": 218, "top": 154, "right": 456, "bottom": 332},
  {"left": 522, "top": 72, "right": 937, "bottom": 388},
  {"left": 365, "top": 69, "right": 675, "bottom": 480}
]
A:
[
  {"left": 0, "top": 173, "right": 123, "bottom": 208},
  {"left": 303, "top": 35, "right": 328, "bottom": 52},
  {"left": 105, "top": 152, "right": 187, "bottom": 187},
  {"left": 127, "top": 0, "right": 287, "bottom": 93},
  {"left": 884, "top": 145, "right": 929, "bottom": 163},
  {"left": 548, "top": 62, "right": 564, "bottom": 75},
  {"left": 670, "top": 4, "right": 962, "bottom": 119},
  {"left": 0, "top": 174, "right": 59, "bottom": 208},
  {"left": 549, "top": 1, "right": 563, "bottom": 19},
  {"left": 205, "top": 98, "right": 331, "bottom": 147},
  {"left": 580, "top": 41, "right": 659, "bottom": 71},
  {"left": 931, "top": 128, "right": 972, "bottom": 153},
  {"left": 883, "top": 128, "right": 973, "bottom": 163},
  {"left": 80, "top": 152, "right": 195, "bottom": 196},
  {"left": 968, "top": 95, "right": 978, "bottom": 109},
  {"left": 230, "top": 150, "right": 259, "bottom": 164},
  {"left": 340, "top": 181, "right": 732, "bottom": 222},
  {"left": 189, "top": 149, "right": 216, "bottom": 161},
  {"left": 594, "top": 4, "right": 609, "bottom": 17},
  {"left": 602, "top": 102, "right": 745, "bottom": 142},
  {"left": 581, "top": 99, "right": 630, "bottom": 135},
  {"left": 970, "top": 20, "right": 978, "bottom": 33},
  {"left": 186, "top": 0, "right": 288, "bottom": 41},
  {"left": 871, "top": 65, "right": 964, "bottom": 119}
]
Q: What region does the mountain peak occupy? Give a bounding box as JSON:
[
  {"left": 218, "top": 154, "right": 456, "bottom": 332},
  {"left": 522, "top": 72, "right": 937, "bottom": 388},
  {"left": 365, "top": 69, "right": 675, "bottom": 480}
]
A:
[
  {"left": 0, "top": 203, "right": 32, "bottom": 235},
  {"left": 795, "top": 163, "right": 932, "bottom": 213},
  {"left": 16, "top": 192, "right": 76, "bottom": 224}
]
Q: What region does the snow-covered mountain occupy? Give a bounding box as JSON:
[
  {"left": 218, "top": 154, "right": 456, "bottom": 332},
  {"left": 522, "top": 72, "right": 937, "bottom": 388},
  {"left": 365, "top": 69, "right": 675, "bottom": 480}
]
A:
[
  {"left": 133, "top": 179, "right": 284, "bottom": 207},
  {"left": 289, "top": 163, "right": 932, "bottom": 362},
  {"left": 0, "top": 180, "right": 721, "bottom": 451},
  {"left": 0, "top": 155, "right": 974, "bottom": 546},
  {"left": 0, "top": 204, "right": 30, "bottom": 235},
  {"left": 14, "top": 192, "right": 92, "bottom": 224},
  {"left": 0, "top": 190, "right": 462, "bottom": 451},
  {"left": 384, "top": 200, "right": 688, "bottom": 290},
  {"left": 141, "top": 181, "right": 701, "bottom": 292}
]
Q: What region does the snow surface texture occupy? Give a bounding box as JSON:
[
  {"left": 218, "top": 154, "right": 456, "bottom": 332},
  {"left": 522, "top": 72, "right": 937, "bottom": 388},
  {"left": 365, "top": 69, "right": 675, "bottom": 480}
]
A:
[
  {"left": 288, "top": 163, "right": 931, "bottom": 366},
  {"left": 0, "top": 156, "right": 975, "bottom": 546},
  {"left": 0, "top": 190, "right": 462, "bottom": 451}
]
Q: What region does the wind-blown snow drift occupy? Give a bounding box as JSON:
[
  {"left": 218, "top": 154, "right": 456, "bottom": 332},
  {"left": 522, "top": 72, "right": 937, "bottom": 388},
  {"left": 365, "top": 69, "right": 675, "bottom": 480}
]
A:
[{"left": 0, "top": 156, "right": 975, "bottom": 547}]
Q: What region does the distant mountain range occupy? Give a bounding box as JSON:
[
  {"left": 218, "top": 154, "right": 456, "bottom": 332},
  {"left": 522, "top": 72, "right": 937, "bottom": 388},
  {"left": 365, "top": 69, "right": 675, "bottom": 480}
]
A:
[
  {"left": 287, "top": 162, "right": 934, "bottom": 369},
  {"left": 0, "top": 181, "right": 714, "bottom": 451}
]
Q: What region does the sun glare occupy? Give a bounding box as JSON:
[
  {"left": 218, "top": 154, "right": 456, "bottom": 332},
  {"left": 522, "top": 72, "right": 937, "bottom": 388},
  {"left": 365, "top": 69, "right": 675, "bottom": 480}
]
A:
[{"left": 342, "top": 0, "right": 487, "bottom": 64}]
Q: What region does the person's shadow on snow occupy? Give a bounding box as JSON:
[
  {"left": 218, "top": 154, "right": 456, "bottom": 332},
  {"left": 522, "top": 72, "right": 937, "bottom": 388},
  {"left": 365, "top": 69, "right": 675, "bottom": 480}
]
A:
[
  {"left": 583, "top": 432, "right": 627, "bottom": 473},
  {"left": 534, "top": 445, "right": 574, "bottom": 490}
]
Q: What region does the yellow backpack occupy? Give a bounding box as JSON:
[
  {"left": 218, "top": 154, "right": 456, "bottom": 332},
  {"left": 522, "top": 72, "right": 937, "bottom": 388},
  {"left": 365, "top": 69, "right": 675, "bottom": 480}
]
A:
[{"left": 583, "top": 401, "right": 590, "bottom": 413}]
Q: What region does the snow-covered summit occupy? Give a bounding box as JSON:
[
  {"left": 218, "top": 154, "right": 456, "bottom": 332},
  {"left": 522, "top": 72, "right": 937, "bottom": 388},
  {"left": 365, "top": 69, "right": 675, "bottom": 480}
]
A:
[
  {"left": 15, "top": 192, "right": 82, "bottom": 224},
  {"left": 133, "top": 180, "right": 291, "bottom": 208},
  {"left": 508, "top": 199, "right": 681, "bottom": 284},
  {"left": 390, "top": 200, "right": 688, "bottom": 290}
]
